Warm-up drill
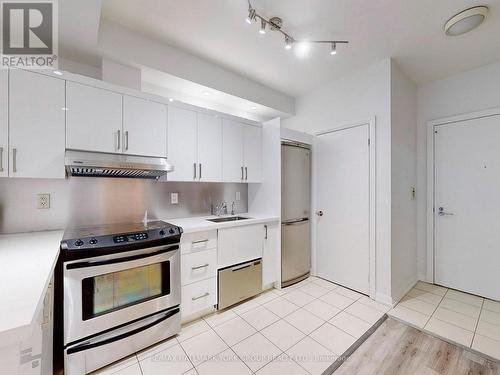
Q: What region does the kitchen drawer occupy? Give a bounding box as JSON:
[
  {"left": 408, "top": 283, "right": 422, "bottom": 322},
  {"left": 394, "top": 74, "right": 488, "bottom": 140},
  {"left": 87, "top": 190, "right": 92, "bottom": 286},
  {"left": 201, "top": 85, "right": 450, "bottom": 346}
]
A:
[
  {"left": 181, "top": 277, "right": 217, "bottom": 317},
  {"left": 181, "top": 248, "right": 217, "bottom": 286},
  {"left": 180, "top": 230, "right": 217, "bottom": 254}
]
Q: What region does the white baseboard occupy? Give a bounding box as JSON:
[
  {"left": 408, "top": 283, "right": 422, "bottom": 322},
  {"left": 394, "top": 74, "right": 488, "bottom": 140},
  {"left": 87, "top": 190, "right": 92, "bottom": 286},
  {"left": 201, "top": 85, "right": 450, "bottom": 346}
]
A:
[{"left": 374, "top": 292, "right": 393, "bottom": 306}]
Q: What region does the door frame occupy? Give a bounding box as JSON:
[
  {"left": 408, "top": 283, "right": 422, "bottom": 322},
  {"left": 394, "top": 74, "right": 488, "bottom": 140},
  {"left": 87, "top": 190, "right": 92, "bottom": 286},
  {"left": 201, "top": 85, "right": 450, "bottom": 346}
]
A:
[
  {"left": 313, "top": 117, "right": 376, "bottom": 298},
  {"left": 426, "top": 106, "right": 500, "bottom": 283}
]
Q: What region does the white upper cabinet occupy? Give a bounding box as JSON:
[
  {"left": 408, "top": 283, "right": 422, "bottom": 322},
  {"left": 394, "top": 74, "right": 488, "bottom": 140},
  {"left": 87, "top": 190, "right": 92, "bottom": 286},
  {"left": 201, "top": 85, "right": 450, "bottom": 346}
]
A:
[
  {"left": 123, "top": 96, "right": 167, "bottom": 157},
  {"left": 222, "top": 119, "right": 262, "bottom": 183},
  {"left": 66, "top": 82, "right": 123, "bottom": 153},
  {"left": 167, "top": 106, "right": 197, "bottom": 181},
  {"left": 222, "top": 119, "right": 244, "bottom": 182},
  {"left": 243, "top": 124, "right": 262, "bottom": 183},
  {"left": 9, "top": 69, "right": 65, "bottom": 178},
  {"left": 197, "top": 113, "right": 222, "bottom": 182},
  {"left": 0, "top": 70, "right": 7, "bottom": 177}
]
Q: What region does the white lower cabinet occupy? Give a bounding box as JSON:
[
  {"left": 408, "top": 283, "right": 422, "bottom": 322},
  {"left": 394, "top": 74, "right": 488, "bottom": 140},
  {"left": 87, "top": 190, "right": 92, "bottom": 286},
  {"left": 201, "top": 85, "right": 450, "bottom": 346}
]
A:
[
  {"left": 262, "top": 223, "right": 280, "bottom": 288},
  {"left": 181, "top": 277, "right": 217, "bottom": 320},
  {"left": 181, "top": 248, "right": 217, "bottom": 286},
  {"left": 180, "top": 230, "right": 217, "bottom": 255},
  {"left": 218, "top": 224, "right": 264, "bottom": 269}
]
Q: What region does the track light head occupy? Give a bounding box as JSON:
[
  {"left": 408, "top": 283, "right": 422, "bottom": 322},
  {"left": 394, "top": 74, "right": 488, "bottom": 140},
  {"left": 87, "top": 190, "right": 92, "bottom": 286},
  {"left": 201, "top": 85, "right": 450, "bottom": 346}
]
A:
[
  {"left": 285, "top": 36, "right": 293, "bottom": 50},
  {"left": 330, "top": 42, "right": 337, "bottom": 55},
  {"left": 246, "top": 8, "right": 256, "bottom": 24},
  {"left": 259, "top": 19, "right": 267, "bottom": 34}
]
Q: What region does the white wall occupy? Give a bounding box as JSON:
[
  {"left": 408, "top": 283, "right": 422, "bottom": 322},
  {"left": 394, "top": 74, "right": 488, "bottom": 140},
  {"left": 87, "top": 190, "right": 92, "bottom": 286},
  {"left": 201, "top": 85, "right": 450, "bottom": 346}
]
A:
[
  {"left": 417, "top": 61, "right": 500, "bottom": 279},
  {"left": 283, "top": 59, "right": 393, "bottom": 304},
  {"left": 391, "top": 63, "right": 418, "bottom": 302},
  {"left": 248, "top": 118, "right": 281, "bottom": 217},
  {"left": 59, "top": 57, "right": 101, "bottom": 80},
  {"left": 101, "top": 59, "right": 141, "bottom": 90}
]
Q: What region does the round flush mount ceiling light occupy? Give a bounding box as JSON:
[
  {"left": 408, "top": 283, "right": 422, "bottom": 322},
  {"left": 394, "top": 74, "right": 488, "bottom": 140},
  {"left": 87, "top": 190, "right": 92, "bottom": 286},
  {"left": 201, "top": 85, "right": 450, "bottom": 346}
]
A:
[{"left": 444, "top": 6, "right": 488, "bottom": 36}]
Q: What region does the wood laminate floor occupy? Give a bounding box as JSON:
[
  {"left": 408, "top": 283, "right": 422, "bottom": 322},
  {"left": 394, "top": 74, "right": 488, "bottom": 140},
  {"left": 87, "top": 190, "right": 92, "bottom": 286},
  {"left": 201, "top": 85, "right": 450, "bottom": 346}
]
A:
[{"left": 333, "top": 318, "right": 500, "bottom": 375}]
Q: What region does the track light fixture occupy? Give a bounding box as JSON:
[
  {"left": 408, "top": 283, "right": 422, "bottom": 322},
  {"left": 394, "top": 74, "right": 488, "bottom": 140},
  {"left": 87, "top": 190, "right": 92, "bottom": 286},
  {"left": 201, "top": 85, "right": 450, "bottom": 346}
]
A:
[
  {"left": 330, "top": 42, "right": 337, "bottom": 55},
  {"left": 245, "top": 1, "right": 348, "bottom": 56},
  {"left": 259, "top": 18, "right": 266, "bottom": 34},
  {"left": 246, "top": 7, "right": 256, "bottom": 24}
]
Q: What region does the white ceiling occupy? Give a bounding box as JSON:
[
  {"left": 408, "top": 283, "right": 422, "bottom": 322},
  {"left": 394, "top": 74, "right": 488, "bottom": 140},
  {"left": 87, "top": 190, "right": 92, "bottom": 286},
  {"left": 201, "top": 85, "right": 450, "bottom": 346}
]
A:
[{"left": 101, "top": 0, "right": 500, "bottom": 97}]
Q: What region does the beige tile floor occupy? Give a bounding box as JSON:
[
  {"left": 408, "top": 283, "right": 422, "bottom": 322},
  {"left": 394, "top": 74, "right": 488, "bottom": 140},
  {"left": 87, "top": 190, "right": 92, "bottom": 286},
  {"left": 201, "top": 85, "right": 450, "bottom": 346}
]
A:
[
  {"left": 388, "top": 281, "right": 500, "bottom": 362},
  {"left": 93, "top": 276, "right": 390, "bottom": 375}
]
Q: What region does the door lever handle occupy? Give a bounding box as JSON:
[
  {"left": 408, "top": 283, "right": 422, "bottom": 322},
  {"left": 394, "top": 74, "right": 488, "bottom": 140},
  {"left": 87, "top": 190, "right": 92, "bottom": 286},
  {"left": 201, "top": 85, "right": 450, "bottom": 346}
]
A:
[{"left": 438, "top": 207, "right": 454, "bottom": 216}]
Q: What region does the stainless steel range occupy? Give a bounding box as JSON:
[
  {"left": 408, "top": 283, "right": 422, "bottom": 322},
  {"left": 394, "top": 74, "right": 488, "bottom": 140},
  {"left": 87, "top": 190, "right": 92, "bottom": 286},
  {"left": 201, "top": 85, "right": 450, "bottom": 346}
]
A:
[{"left": 54, "top": 221, "right": 182, "bottom": 375}]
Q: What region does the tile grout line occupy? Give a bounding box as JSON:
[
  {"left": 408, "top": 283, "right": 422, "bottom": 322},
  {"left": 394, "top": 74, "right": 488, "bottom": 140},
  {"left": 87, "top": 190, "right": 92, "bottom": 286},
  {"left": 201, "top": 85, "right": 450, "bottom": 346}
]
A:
[
  {"left": 422, "top": 287, "right": 448, "bottom": 328},
  {"left": 470, "top": 298, "right": 485, "bottom": 349}
]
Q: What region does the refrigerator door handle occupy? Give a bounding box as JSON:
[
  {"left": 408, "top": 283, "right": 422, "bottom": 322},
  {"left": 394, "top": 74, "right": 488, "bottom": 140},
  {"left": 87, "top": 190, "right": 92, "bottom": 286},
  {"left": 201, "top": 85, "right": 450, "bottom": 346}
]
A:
[{"left": 282, "top": 218, "right": 309, "bottom": 226}]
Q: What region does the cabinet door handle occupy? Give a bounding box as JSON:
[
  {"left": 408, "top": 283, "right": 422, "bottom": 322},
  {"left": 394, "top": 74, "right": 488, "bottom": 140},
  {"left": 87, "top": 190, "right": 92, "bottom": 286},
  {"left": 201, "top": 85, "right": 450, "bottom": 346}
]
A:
[
  {"left": 245, "top": 167, "right": 248, "bottom": 181},
  {"left": 192, "top": 263, "right": 209, "bottom": 270},
  {"left": 117, "top": 130, "right": 121, "bottom": 150},
  {"left": 193, "top": 162, "right": 197, "bottom": 180},
  {"left": 264, "top": 224, "right": 268, "bottom": 240},
  {"left": 12, "top": 148, "right": 17, "bottom": 173},
  {"left": 125, "top": 131, "right": 129, "bottom": 151},
  {"left": 192, "top": 292, "right": 209, "bottom": 301},
  {"left": 0, "top": 147, "right": 3, "bottom": 172},
  {"left": 192, "top": 239, "right": 208, "bottom": 244},
  {"left": 241, "top": 166, "right": 244, "bottom": 180},
  {"left": 199, "top": 163, "right": 202, "bottom": 180}
]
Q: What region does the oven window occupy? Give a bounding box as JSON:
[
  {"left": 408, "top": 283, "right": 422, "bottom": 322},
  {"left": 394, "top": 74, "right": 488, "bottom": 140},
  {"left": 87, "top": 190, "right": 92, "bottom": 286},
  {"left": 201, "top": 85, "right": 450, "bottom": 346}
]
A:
[{"left": 82, "top": 261, "right": 170, "bottom": 320}]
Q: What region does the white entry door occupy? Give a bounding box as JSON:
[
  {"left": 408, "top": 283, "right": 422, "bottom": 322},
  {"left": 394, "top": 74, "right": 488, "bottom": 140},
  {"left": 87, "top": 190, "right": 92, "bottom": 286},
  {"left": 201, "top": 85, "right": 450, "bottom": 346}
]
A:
[
  {"left": 434, "top": 114, "right": 500, "bottom": 300},
  {"left": 316, "top": 124, "right": 370, "bottom": 294}
]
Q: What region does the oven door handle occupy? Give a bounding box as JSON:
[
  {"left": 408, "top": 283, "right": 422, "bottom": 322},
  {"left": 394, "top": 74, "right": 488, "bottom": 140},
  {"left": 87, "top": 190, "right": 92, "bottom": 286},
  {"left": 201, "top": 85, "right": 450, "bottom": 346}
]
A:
[
  {"left": 66, "top": 245, "right": 179, "bottom": 270},
  {"left": 66, "top": 307, "right": 180, "bottom": 354}
]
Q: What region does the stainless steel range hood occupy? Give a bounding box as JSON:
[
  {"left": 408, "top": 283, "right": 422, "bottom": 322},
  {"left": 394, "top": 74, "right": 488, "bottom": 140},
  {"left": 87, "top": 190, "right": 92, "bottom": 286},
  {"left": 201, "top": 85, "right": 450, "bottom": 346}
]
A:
[{"left": 65, "top": 150, "right": 174, "bottom": 179}]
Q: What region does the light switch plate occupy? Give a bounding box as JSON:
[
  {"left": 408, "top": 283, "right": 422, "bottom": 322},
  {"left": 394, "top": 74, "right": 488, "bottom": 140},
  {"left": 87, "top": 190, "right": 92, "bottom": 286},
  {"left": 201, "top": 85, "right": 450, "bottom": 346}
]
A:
[
  {"left": 235, "top": 191, "right": 241, "bottom": 201},
  {"left": 171, "top": 192, "right": 179, "bottom": 205},
  {"left": 37, "top": 194, "right": 50, "bottom": 209}
]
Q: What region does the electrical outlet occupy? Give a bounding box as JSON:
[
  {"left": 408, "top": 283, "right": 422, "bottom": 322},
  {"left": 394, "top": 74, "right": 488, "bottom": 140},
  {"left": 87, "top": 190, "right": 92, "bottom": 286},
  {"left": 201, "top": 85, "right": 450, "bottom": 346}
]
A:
[
  {"left": 235, "top": 191, "right": 241, "bottom": 201},
  {"left": 170, "top": 192, "right": 179, "bottom": 205},
  {"left": 37, "top": 194, "right": 50, "bottom": 209}
]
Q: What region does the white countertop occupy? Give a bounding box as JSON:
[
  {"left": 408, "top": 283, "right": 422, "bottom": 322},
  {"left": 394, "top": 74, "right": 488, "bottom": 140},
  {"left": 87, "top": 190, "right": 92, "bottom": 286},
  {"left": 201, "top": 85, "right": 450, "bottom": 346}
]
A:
[
  {"left": 0, "top": 230, "right": 63, "bottom": 345},
  {"left": 166, "top": 214, "right": 280, "bottom": 233}
]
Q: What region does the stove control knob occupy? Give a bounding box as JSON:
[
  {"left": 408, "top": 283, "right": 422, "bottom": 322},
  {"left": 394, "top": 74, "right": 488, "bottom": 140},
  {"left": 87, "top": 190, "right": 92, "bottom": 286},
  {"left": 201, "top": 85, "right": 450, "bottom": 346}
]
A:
[
  {"left": 75, "top": 239, "right": 84, "bottom": 247},
  {"left": 159, "top": 230, "right": 166, "bottom": 236},
  {"left": 169, "top": 228, "right": 175, "bottom": 234},
  {"left": 89, "top": 238, "right": 98, "bottom": 245}
]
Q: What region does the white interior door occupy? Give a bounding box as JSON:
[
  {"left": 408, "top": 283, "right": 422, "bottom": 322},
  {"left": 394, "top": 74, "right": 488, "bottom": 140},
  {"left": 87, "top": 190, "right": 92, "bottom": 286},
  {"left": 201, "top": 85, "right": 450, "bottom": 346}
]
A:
[
  {"left": 316, "top": 125, "right": 370, "bottom": 294},
  {"left": 434, "top": 114, "right": 500, "bottom": 300}
]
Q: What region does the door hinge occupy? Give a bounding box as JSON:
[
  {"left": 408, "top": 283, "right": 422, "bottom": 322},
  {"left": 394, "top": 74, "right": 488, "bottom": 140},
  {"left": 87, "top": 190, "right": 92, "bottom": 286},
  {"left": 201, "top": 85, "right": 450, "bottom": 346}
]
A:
[{"left": 368, "top": 138, "right": 371, "bottom": 146}]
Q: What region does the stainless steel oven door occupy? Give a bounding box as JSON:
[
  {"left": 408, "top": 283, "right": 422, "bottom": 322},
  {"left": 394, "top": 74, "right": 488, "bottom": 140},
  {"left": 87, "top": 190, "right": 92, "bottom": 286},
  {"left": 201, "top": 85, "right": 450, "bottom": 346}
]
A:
[
  {"left": 63, "top": 243, "right": 180, "bottom": 345},
  {"left": 65, "top": 306, "right": 181, "bottom": 375}
]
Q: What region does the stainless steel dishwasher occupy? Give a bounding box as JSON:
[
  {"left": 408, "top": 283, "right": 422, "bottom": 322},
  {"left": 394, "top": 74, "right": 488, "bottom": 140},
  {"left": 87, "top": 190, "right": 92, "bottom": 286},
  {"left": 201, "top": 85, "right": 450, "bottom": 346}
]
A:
[{"left": 218, "top": 259, "right": 262, "bottom": 310}]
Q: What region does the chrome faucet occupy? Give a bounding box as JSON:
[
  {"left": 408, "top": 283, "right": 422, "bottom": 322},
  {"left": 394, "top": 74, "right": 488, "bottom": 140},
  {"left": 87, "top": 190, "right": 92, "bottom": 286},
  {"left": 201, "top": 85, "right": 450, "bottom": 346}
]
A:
[{"left": 214, "top": 201, "right": 228, "bottom": 216}]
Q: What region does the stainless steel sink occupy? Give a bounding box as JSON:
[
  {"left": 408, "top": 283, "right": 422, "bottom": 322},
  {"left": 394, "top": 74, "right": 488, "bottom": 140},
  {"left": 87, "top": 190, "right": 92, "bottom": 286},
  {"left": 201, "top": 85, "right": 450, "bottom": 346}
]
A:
[{"left": 207, "top": 216, "right": 251, "bottom": 223}]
